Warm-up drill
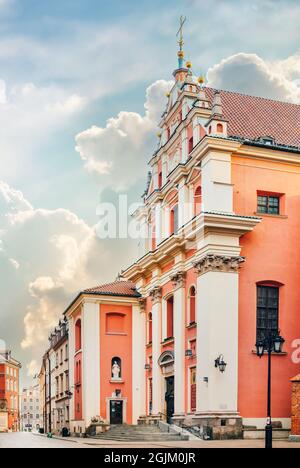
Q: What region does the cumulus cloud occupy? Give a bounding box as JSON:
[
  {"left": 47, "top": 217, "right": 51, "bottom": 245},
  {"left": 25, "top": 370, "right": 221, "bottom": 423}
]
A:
[
  {"left": 75, "top": 80, "right": 172, "bottom": 191},
  {"left": 0, "top": 181, "right": 113, "bottom": 354},
  {"left": 26, "top": 360, "right": 40, "bottom": 378},
  {"left": 207, "top": 52, "right": 300, "bottom": 103}
]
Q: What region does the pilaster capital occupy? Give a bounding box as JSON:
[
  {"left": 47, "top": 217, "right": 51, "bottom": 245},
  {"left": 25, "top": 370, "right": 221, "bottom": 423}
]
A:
[
  {"left": 170, "top": 271, "right": 187, "bottom": 290},
  {"left": 194, "top": 255, "right": 245, "bottom": 276},
  {"left": 149, "top": 287, "right": 162, "bottom": 304},
  {"left": 138, "top": 297, "right": 147, "bottom": 313}
]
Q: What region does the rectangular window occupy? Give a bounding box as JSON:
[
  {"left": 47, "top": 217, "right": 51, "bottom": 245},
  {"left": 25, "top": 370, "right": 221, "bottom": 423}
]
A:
[
  {"left": 257, "top": 285, "right": 279, "bottom": 342},
  {"left": 257, "top": 195, "right": 280, "bottom": 215}
]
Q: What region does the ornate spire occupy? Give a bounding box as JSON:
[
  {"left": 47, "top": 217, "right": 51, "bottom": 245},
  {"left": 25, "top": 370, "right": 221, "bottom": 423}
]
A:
[{"left": 212, "top": 91, "right": 223, "bottom": 117}]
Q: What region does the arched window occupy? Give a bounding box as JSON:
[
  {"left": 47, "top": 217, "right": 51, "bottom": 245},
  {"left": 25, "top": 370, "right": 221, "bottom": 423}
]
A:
[
  {"left": 170, "top": 205, "right": 179, "bottom": 235},
  {"left": 189, "top": 286, "right": 196, "bottom": 325},
  {"left": 188, "top": 136, "right": 194, "bottom": 154},
  {"left": 158, "top": 172, "right": 163, "bottom": 189},
  {"left": 148, "top": 313, "right": 153, "bottom": 344},
  {"left": 111, "top": 357, "right": 122, "bottom": 379},
  {"left": 217, "top": 123, "right": 223, "bottom": 133},
  {"left": 167, "top": 296, "right": 174, "bottom": 339},
  {"left": 194, "top": 186, "right": 202, "bottom": 216},
  {"left": 151, "top": 224, "right": 156, "bottom": 251},
  {"left": 75, "top": 319, "right": 82, "bottom": 352}
]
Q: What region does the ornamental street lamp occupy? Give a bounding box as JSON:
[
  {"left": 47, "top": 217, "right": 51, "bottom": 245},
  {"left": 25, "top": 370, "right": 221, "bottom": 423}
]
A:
[
  {"left": 255, "top": 331, "right": 285, "bottom": 449},
  {"left": 215, "top": 355, "right": 227, "bottom": 373}
]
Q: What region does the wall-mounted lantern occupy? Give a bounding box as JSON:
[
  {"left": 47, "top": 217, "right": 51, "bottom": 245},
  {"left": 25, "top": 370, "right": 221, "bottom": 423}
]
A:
[{"left": 215, "top": 355, "right": 227, "bottom": 373}]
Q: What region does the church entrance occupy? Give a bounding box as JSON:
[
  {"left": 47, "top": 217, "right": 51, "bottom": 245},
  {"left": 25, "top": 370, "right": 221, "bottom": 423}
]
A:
[
  {"left": 110, "top": 400, "right": 123, "bottom": 425},
  {"left": 165, "top": 376, "right": 174, "bottom": 424}
]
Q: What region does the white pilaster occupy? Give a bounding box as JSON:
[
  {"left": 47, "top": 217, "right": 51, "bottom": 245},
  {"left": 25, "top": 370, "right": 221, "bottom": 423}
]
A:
[
  {"left": 195, "top": 256, "right": 241, "bottom": 416},
  {"left": 132, "top": 304, "right": 146, "bottom": 424},
  {"left": 68, "top": 316, "right": 75, "bottom": 423},
  {"left": 181, "top": 128, "right": 188, "bottom": 162},
  {"left": 172, "top": 273, "right": 186, "bottom": 416},
  {"left": 82, "top": 302, "right": 100, "bottom": 427},
  {"left": 162, "top": 154, "right": 168, "bottom": 185},
  {"left": 201, "top": 151, "right": 233, "bottom": 213},
  {"left": 193, "top": 116, "right": 201, "bottom": 146},
  {"left": 150, "top": 288, "right": 163, "bottom": 416},
  {"left": 153, "top": 165, "right": 159, "bottom": 190},
  {"left": 178, "top": 179, "right": 190, "bottom": 228},
  {"left": 155, "top": 203, "right": 162, "bottom": 246}
]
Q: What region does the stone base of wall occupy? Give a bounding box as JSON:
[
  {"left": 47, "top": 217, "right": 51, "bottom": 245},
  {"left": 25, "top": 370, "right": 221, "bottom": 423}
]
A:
[
  {"left": 138, "top": 415, "right": 163, "bottom": 426},
  {"left": 178, "top": 413, "right": 243, "bottom": 440}
]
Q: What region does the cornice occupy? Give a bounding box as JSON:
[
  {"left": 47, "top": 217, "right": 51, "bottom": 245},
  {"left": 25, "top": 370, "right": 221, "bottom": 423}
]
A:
[
  {"left": 236, "top": 144, "right": 300, "bottom": 166},
  {"left": 124, "top": 211, "right": 261, "bottom": 283}
]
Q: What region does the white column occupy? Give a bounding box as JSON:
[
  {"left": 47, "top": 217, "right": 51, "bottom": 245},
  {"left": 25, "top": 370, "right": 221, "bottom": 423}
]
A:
[
  {"left": 172, "top": 272, "right": 186, "bottom": 416},
  {"left": 68, "top": 316, "right": 75, "bottom": 423},
  {"left": 150, "top": 288, "right": 163, "bottom": 416},
  {"left": 202, "top": 151, "right": 233, "bottom": 213},
  {"left": 132, "top": 303, "right": 146, "bottom": 424},
  {"left": 195, "top": 256, "right": 241, "bottom": 416},
  {"left": 82, "top": 301, "right": 100, "bottom": 427}
]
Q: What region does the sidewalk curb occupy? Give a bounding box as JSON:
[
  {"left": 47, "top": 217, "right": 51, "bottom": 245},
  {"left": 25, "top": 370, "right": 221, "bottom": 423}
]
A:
[{"left": 32, "top": 432, "right": 79, "bottom": 444}]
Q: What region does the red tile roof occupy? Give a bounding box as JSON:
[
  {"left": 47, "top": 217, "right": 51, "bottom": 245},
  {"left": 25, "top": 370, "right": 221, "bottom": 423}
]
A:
[
  {"left": 83, "top": 280, "right": 140, "bottom": 298},
  {"left": 205, "top": 88, "right": 300, "bottom": 148}
]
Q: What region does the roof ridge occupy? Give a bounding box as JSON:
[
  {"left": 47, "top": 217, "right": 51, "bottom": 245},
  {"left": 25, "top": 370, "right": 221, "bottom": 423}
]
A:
[
  {"left": 84, "top": 279, "right": 135, "bottom": 292},
  {"left": 205, "top": 86, "right": 300, "bottom": 108}
]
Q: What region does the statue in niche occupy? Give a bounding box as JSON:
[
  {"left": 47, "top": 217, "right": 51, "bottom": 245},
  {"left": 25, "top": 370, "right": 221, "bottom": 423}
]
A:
[{"left": 112, "top": 360, "right": 121, "bottom": 380}]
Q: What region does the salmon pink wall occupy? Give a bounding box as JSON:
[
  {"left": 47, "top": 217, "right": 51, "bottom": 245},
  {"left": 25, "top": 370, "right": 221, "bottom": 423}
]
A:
[
  {"left": 233, "top": 155, "right": 300, "bottom": 419},
  {"left": 185, "top": 267, "right": 197, "bottom": 413},
  {"left": 100, "top": 304, "right": 133, "bottom": 424},
  {"left": 74, "top": 352, "right": 83, "bottom": 421}
]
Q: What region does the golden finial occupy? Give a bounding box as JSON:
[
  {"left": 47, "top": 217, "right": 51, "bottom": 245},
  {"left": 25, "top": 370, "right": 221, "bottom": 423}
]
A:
[
  {"left": 157, "top": 132, "right": 162, "bottom": 139},
  {"left": 186, "top": 61, "right": 192, "bottom": 69},
  {"left": 198, "top": 75, "right": 205, "bottom": 85},
  {"left": 166, "top": 92, "right": 171, "bottom": 98}
]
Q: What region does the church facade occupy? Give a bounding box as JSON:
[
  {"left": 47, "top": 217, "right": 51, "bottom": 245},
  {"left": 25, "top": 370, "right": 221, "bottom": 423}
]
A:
[{"left": 65, "top": 47, "right": 300, "bottom": 438}]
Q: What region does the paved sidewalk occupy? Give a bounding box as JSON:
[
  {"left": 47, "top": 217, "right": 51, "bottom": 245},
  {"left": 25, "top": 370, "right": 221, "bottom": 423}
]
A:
[{"left": 33, "top": 432, "right": 300, "bottom": 449}]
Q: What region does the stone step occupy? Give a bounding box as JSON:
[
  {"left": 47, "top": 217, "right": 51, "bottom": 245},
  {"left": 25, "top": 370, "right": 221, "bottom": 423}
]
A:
[
  {"left": 91, "top": 424, "right": 188, "bottom": 441},
  {"left": 92, "top": 435, "right": 186, "bottom": 441}
]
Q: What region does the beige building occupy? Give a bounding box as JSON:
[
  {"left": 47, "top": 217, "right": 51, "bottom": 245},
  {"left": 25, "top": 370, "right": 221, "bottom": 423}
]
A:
[
  {"left": 20, "top": 382, "right": 41, "bottom": 432},
  {"left": 49, "top": 320, "right": 70, "bottom": 435}
]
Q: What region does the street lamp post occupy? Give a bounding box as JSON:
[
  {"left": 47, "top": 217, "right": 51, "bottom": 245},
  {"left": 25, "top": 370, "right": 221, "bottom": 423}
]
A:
[{"left": 255, "top": 332, "right": 285, "bottom": 449}]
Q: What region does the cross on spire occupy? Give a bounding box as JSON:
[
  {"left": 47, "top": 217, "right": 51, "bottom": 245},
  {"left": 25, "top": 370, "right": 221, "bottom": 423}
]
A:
[{"left": 176, "top": 15, "right": 186, "bottom": 52}]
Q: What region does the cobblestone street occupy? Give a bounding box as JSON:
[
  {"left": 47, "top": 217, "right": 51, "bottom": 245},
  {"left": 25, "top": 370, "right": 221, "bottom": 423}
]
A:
[{"left": 0, "top": 432, "right": 299, "bottom": 449}]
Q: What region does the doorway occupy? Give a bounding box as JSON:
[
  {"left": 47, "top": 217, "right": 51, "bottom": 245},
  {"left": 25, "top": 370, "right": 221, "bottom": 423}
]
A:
[
  {"left": 110, "top": 400, "right": 123, "bottom": 425},
  {"left": 165, "top": 376, "right": 174, "bottom": 424}
]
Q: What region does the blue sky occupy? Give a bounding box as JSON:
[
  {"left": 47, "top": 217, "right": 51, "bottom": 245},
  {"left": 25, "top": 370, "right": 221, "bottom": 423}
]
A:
[{"left": 0, "top": 0, "right": 300, "bottom": 381}]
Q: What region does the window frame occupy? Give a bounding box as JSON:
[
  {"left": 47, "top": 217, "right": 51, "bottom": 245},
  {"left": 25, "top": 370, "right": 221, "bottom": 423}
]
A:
[
  {"left": 256, "top": 284, "right": 280, "bottom": 342},
  {"left": 257, "top": 194, "right": 280, "bottom": 215}
]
